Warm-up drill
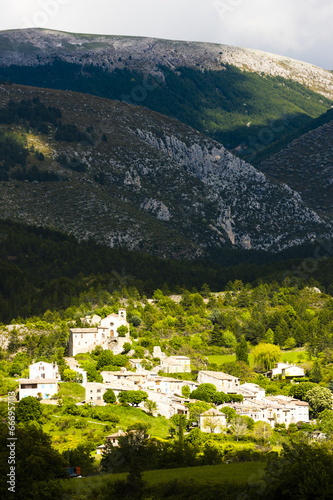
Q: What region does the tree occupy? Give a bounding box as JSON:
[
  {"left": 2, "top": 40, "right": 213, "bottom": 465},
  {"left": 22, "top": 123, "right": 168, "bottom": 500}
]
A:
[
  {"left": 253, "top": 421, "right": 273, "bottom": 443},
  {"left": 188, "top": 401, "right": 212, "bottom": 425},
  {"left": 62, "top": 442, "right": 95, "bottom": 476},
  {"left": 264, "top": 440, "right": 333, "bottom": 500},
  {"left": 221, "top": 330, "right": 237, "bottom": 349},
  {"left": 318, "top": 410, "right": 333, "bottom": 437},
  {"left": 252, "top": 343, "right": 281, "bottom": 371},
  {"left": 117, "top": 325, "right": 129, "bottom": 337},
  {"left": 118, "top": 390, "right": 148, "bottom": 406},
  {"left": 236, "top": 336, "right": 249, "bottom": 364},
  {"left": 122, "top": 342, "right": 132, "bottom": 354},
  {"left": 0, "top": 421, "right": 66, "bottom": 499},
  {"left": 200, "top": 283, "right": 211, "bottom": 298},
  {"left": 62, "top": 368, "right": 81, "bottom": 382},
  {"left": 264, "top": 328, "right": 275, "bottom": 344},
  {"left": 190, "top": 383, "right": 217, "bottom": 402},
  {"left": 103, "top": 389, "right": 116, "bottom": 404},
  {"left": 181, "top": 385, "right": 191, "bottom": 398},
  {"left": 309, "top": 359, "right": 323, "bottom": 383},
  {"left": 96, "top": 350, "right": 115, "bottom": 370},
  {"left": 144, "top": 400, "right": 157, "bottom": 415},
  {"left": 210, "top": 324, "right": 224, "bottom": 346},
  {"left": 229, "top": 416, "right": 249, "bottom": 441},
  {"left": 219, "top": 406, "right": 237, "bottom": 423},
  {"left": 289, "top": 382, "right": 316, "bottom": 401},
  {"left": 305, "top": 386, "right": 333, "bottom": 417},
  {"left": 129, "top": 314, "right": 141, "bottom": 327},
  {"left": 203, "top": 416, "right": 220, "bottom": 434},
  {"left": 16, "top": 396, "right": 43, "bottom": 423}
]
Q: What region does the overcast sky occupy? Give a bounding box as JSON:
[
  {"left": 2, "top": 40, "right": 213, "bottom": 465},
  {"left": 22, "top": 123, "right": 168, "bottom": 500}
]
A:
[{"left": 1, "top": 0, "right": 332, "bottom": 69}]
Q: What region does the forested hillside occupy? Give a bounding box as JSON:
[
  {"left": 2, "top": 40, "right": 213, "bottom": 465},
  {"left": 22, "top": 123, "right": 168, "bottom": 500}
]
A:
[
  {"left": 1, "top": 60, "right": 331, "bottom": 151},
  {"left": 0, "top": 219, "right": 333, "bottom": 325}
]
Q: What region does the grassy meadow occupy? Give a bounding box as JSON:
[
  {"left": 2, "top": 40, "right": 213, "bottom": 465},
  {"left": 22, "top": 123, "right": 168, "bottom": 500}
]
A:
[
  {"left": 207, "top": 348, "right": 307, "bottom": 367},
  {"left": 61, "top": 461, "right": 267, "bottom": 497}
]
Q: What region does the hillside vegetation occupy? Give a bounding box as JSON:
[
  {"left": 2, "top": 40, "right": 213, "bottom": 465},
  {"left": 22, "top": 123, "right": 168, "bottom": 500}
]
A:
[
  {"left": 0, "top": 86, "right": 331, "bottom": 261},
  {"left": 1, "top": 59, "right": 331, "bottom": 152},
  {"left": 1, "top": 218, "right": 333, "bottom": 323}
]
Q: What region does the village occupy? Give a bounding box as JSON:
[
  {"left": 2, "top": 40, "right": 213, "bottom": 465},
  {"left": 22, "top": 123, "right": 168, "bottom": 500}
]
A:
[{"left": 18, "top": 309, "right": 311, "bottom": 454}]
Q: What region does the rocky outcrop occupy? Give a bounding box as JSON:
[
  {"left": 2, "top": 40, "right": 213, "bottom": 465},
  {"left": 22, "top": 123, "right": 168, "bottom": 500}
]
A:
[{"left": 136, "top": 129, "right": 331, "bottom": 250}]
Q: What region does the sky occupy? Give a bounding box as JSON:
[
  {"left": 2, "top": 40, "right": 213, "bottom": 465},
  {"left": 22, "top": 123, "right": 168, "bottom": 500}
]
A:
[{"left": 0, "top": 0, "right": 332, "bottom": 69}]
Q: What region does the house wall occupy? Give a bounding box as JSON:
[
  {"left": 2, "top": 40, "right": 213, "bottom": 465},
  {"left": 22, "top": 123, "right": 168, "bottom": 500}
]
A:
[
  {"left": 29, "top": 362, "right": 60, "bottom": 380},
  {"left": 198, "top": 371, "right": 239, "bottom": 393},
  {"left": 199, "top": 412, "right": 227, "bottom": 433},
  {"left": 19, "top": 381, "right": 58, "bottom": 400},
  {"left": 160, "top": 356, "right": 191, "bottom": 373},
  {"left": 69, "top": 311, "right": 130, "bottom": 357}
]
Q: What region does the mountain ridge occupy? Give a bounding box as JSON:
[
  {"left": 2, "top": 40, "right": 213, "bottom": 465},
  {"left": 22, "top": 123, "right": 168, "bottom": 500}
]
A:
[{"left": 0, "top": 28, "right": 332, "bottom": 99}]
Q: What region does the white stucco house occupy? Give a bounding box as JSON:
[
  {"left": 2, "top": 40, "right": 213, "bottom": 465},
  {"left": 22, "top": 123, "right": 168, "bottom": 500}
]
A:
[
  {"left": 29, "top": 361, "right": 61, "bottom": 381},
  {"left": 267, "top": 362, "right": 305, "bottom": 379},
  {"left": 19, "top": 378, "right": 59, "bottom": 400}
]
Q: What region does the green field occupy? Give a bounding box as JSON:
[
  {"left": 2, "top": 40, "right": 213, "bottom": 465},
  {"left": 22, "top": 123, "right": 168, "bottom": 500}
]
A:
[
  {"left": 207, "top": 349, "right": 307, "bottom": 367},
  {"left": 61, "top": 461, "right": 266, "bottom": 497},
  {"left": 58, "top": 382, "right": 86, "bottom": 401}
]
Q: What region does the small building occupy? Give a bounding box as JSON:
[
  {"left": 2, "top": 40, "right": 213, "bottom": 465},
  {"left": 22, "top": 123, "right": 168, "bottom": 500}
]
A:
[
  {"left": 197, "top": 370, "right": 240, "bottom": 393},
  {"left": 19, "top": 378, "right": 58, "bottom": 400},
  {"left": 266, "top": 362, "right": 305, "bottom": 379},
  {"left": 96, "top": 444, "right": 106, "bottom": 455},
  {"left": 29, "top": 361, "right": 60, "bottom": 380},
  {"left": 96, "top": 430, "right": 126, "bottom": 455},
  {"left": 105, "top": 430, "right": 126, "bottom": 447},
  {"left": 160, "top": 355, "right": 191, "bottom": 373},
  {"left": 199, "top": 408, "right": 227, "bottom": 433},
  {"left": 129, "top": 359, "right": 144, "bottom": 370}
]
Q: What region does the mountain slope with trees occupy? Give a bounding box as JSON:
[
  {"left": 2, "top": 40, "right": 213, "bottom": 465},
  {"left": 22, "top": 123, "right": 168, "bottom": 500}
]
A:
[
  {"left": 0, "top": 84, "right": 331, "bottom": 262},
  {"left": 0, "top": 29, "right": 332, "bottom": 152}
]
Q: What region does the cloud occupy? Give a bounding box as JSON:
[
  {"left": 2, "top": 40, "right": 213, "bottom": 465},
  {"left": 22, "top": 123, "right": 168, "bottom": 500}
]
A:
[
  {"left": 211, "top": 0, "right": 333, "bottom": 67},
  {"left": 0, "top": 0, "right": 332, "bottom": 68}
]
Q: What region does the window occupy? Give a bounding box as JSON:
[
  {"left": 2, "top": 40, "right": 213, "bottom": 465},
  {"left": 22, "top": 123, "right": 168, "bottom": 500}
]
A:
[
  {"left": 81, "top": 334, "right": 83, "bottom": 338},
  {"left": 21, "top": 384, "right": 37, "bottom": 389},
  {"left": 97, "top": 396, "right": 101, "bottom": 400},
  {"left": 97, "top": 389, "right": 101, "bottom": 393}
]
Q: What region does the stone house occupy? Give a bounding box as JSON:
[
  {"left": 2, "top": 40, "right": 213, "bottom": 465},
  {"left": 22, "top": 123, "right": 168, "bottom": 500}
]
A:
[
  {"left": 68, "top": 309, "right": 130, "bottom": 356},
  {"left": 199, "top": 408, "right": 227, "bottom": 433},
  {"left": 29, "top": 361, "right": 60, "bottom": 380},
  {"left": 197, "top": 370, "right": 240, "bottom": 393}
]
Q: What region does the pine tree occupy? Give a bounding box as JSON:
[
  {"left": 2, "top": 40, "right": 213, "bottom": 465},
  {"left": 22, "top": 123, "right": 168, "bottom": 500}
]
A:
[
  {"left": 236, "top": 336, "right": 249, "bottom": 364},
  {"left": 309, "top": 359, "right": 323, "bottom": 383}
]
